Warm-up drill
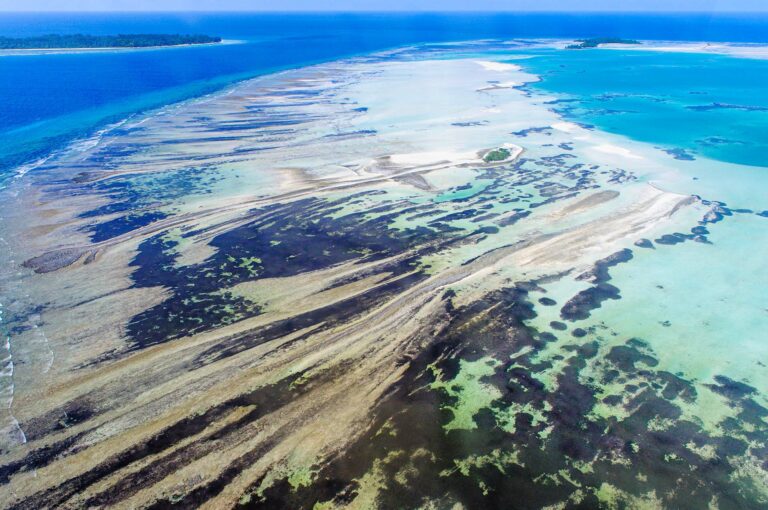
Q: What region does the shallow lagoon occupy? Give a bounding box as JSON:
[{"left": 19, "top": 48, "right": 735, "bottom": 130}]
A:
[
  {"left": 0, "top": 40, "right": 766, "bottom": 509},
  {"left": 520, "top": 48, "right": 768, "bottom": 168},
  {"left": 517, "top": 46, "right": 768, "bottom": 421}
]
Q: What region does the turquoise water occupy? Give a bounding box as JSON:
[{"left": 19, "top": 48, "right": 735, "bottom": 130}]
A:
[
  {"left": 435, "top": 181, "right": 492, "bottom": 202},
  {"left": 520, "top": 48, "right": 768, "bottom": 168},
  {"left": 2, "top": 29, "right": 768, "bottom": 507},
  {"left": 513, "top": 45, "right": 768, "bottom": 442}
]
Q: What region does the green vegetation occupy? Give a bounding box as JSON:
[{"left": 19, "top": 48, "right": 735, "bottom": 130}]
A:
[
  {"left": 0, "top": 33, "right": 222, "bottom": 50},
  {"left": 483, "top": 147, "right": 511, "bottom": 163},
  {"left": 430, "top": 357, "right": 501, "bottom": 432},
  {"left": 567, "top": 38, "right": 641, "bottom": 49}
]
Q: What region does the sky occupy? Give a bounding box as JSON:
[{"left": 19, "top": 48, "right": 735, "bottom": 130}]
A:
[{"left": 1, "top": 0, "right": 767, "bottom": 12}]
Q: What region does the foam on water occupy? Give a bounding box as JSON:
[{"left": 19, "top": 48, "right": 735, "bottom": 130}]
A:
[{"left": 0, "top": 241, "right": 27, "bottom": 452}]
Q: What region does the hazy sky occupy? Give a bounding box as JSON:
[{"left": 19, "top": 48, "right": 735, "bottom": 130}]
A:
[{"left": 2, "top": 0, "right": 767, "bottom": 12}]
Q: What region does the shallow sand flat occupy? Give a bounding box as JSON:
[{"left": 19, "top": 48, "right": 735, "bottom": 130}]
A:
[
  {"left": 599, "top": 40, "right": 768, "bottom": 60},
  {"left": 0, "top": 42, "right": 765, "bottom": 509},
  {"left": 544, "top": 38, "right": 768, "bottom": 60}
]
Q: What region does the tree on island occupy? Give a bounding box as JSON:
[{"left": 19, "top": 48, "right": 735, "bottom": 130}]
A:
[
  {"left": 567, "top": 38, "right": 641, "bottom": 49},
  {"left": 483, "top": 147, "right": 512, "bottom": 163},
  {"left": 0, "top": 34, "right": 222, "bottom": 50}
]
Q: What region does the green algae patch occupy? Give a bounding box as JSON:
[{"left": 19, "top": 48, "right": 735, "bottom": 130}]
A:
[
  {"left": 348, "top": 450, "right": 405, "bottom": 509},
  {"left": 685, "top": 441, "right": 718, "bottom": 462},
  {"left": 442, "top": 448, "right": 523, "bottom": 478},
  {"left": 730, "top": 453, "right": 768, "bottom": 505},
  {"left": 251, "top": 456, "right": 320, "bottom": 504},
  {"left": 288, "top": 465, "right": 317, "bottom": 491},
  {"left": 595, "top": 483, "right": 662, "bottom": 510},
  {"left": 223, "top": 255, "right": 262, "bottom": 277},
  {"left": 237, "top": 256, "right": 262, "bottom": 276},
  {"left": 288, "top": 370, "right": 312, "bottom": 390},
  {"left": 430, "top": 357, "right": 502, "bottom": 432},
  {"left": 495, "top": 400, "right": 551, "bottom": 436},
  {"left": 374, "top": 417, "right": 398, "bottom": 438},
  {"left": 159, "top": 227, "right": 196, "bottom": 267},
  {"left": 160, "top": 227, "right": 189, "bottom": 250}
]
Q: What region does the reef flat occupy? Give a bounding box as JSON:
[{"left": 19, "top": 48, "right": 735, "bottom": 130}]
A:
[{"left": 0, "top": 41, "right": 766, "bottom": 509}]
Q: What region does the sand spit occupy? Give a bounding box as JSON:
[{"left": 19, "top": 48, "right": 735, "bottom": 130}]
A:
[
  {"left": 600, "top": 40, "right": 768, "bottom": 60},
  {"left": 475, "top": 60, "right": 522, "bottom": 72},
  {"left": 591, "top": 143, "right": 644, "bottom": 160}
]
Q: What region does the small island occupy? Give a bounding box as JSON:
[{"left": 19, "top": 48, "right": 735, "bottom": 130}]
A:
[
  {"left": 567, "top": 37, "right": 641, "bottom": 49},
  {"left": 483, "top": 147, "right": 512, "bottom": 162},
  {"left": 481, "top": 144, "right": 524, "bottom": 164},
  {"left": 0, "top": 33, "right": 222, "bottom": 50}
]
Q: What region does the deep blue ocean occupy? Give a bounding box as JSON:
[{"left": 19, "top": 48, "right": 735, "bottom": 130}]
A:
[{"left": 1, "top": 12, "right": 768, "bottom": 178}]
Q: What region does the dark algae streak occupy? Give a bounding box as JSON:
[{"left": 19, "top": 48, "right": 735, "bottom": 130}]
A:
[{"left": 235, "top": 284, "right": 767, "bottom": 510}]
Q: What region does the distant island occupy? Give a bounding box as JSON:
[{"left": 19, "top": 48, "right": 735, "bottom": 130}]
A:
[
  {"left": 0, "top": 33, "right": 222, "bottom": 50},
  {"left": 567, "top": 38, "right": 641, "bottom": 49}
]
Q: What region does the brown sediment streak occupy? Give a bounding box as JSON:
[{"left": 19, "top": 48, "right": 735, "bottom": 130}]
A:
[
  {"left": 3, "top": 273, "right": 442, "bottom": 508},
  {"left": 21, "top": 155, "right": 489, "bottom": 274},
  {"left": 7, "top": 195, "right": 693, "bottom": 505},
  {"left": 3, "top": 187, "right": 691, "bottom": 508}
]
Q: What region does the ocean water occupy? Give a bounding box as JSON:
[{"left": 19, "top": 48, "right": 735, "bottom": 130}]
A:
[
  {"left": 2, "top": 12, "right": 768, "bottom": 181},
  {"left": 1, "top": 19, "right": 768, "bottom": 505},
  {"left": 519, "top": 48, "right": 768, "bottom": 167}
]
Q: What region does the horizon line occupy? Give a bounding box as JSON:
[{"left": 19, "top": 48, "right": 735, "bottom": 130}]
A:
[{"left": 3, "top": 10, "right": 768, "bottom": 14}]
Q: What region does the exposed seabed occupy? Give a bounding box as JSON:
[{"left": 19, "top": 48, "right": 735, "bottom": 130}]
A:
[{"left": 0, "top": 41, "right": 765, "bottom": 509}]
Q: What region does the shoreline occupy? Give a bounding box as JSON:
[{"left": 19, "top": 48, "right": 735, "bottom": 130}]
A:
[
  {"left": 592, "top": 39, "right": 768, "bottom": 59},
  {"left": 0, "top": 38, "right": 242, "bottom": 56},
  {"left": 516, "top": 37, "right": 768, "bottom": 60}
]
